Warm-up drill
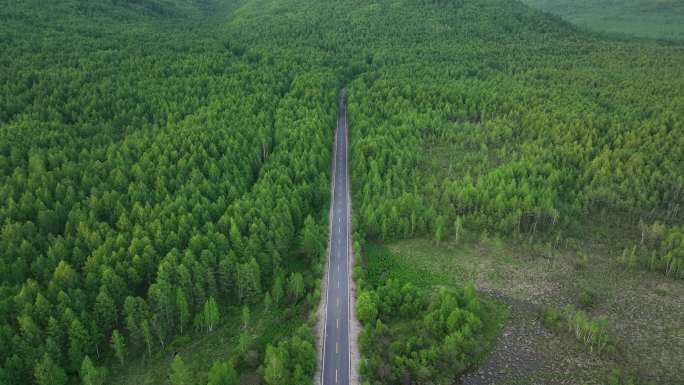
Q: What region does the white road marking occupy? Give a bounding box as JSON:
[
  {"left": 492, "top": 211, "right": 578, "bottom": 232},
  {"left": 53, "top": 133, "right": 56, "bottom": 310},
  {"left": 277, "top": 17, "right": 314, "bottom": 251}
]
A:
[
  {"left": 336, "top": 341, "right": 339, "bottom": 354},
  {"left": 336, "top": 298, "right": 339, "bottom": 307},
  {"left": 335, "top": 369, "right": 338, "bottom": 383},
  {"left": 337, "top": 280, "right": 340, "bottom": 288},
  {"left": 337, "top": 319, "right": 339, "bottom": 329}
]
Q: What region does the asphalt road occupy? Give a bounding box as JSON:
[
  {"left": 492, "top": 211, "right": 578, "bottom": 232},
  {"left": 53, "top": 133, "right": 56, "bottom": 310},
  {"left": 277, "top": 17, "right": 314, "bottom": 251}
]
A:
[{"left": 321, "top": 91, "right": 351, "bottom": 385}]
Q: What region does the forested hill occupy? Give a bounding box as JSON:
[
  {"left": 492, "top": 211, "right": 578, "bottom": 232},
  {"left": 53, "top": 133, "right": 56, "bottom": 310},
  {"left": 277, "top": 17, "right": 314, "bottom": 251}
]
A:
[
  {"left": 227, "top": 0, "right": 583, "bottom": 65},
  {"left": 1, "top": 0, "right": 683, "bottom": 384}
]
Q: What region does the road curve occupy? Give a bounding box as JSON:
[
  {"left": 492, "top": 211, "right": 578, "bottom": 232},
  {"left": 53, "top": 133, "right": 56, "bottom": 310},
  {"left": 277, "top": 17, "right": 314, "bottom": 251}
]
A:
[{"left": 321, "top": 90, "right": 351, "bottom": 385}]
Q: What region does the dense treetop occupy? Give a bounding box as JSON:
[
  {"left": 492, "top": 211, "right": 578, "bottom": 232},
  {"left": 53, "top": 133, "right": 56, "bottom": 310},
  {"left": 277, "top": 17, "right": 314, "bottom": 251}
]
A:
[{"left": 1, "top": 0, "right": 683, "bottom": 383}]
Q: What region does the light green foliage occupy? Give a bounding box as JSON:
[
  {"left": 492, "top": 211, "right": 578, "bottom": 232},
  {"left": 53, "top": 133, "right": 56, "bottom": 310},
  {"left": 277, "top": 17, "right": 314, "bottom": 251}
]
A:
[
  {"left": 196, "top": 297, "right": 220, "bottom": 333},
  {"left": 540, "top": 305, "right": 615, "bottom": 355},
  {"left": 206, "top": 360, "right": 238, "bottom": 385},
  {"left": 111, "top": 329, "right": 127, "bottom": 365},
  {"left": 170, "top": 355, "right": 191, "bottom": 385},
  {"left": 263, "top": 345, "right": 286, "bottom": 385},
  {"left": 34, "top": 353, "right": 67, "bottom": 385},
  {"left": 271, "top": 275, "right": 285, "bottom": 306},
  {"left": 629, "top": 222, "right": 684, "bottom": 279},
  {"left": 81, "top": 356, "right": 106, "bottom": 385},
  {"left": 453, "top": 216, "right": 463, "bottom": 243},
  {"left": 286, "top": 272, "right": 305, "bottom": 303},
  {"left": 356, "top": 291, "right": 378, "bottom": 324}
]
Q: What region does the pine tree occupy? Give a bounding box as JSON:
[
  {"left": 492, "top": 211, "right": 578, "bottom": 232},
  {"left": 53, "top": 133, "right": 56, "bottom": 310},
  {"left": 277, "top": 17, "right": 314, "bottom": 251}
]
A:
[
  {"left": 80, "top": 356, "right": 105, "bottom": 385},
  {"left": 95, "top": 287, "right": 117, "bottom": 332},
  {"left": 206, "top": 360, "right": 239, "bottom": 385},
  {"left": 237, "top": 258, "right": 261, "bottom": 304},
  {"left": 301, "top": 215, "right": 321, "bottom": 260},
  {"left": 170, "top": 355, "right": 191, "bottom": 385},
  {"left": 34, "top": 353, "right": 67, "bottom": 385}
]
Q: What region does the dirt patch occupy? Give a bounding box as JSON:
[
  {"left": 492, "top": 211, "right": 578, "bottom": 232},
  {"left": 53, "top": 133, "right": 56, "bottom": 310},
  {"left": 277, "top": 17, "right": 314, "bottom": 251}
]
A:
[
  {"left": 460, "top": 291, "right": 606, "bottom": 385},
  {"left": 459, "top": 302, "right": 545, "bottom": 385}
]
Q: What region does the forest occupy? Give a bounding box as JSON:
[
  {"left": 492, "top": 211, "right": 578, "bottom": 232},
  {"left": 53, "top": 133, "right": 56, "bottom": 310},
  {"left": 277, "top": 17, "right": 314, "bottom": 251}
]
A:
[
  {"left": 1, "top": 0, "right": 338, "bottom": 383},
  {"left": 1, "top": 0, "right": 683, "bottom": 384}
]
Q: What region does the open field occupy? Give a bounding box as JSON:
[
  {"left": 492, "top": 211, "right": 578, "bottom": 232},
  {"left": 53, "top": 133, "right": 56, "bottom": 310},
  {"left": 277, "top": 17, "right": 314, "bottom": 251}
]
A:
[
  {"left": 522, "top": 0, "right": 684, "bottom": 39},
  {"left": 367, "top": 231, "right": 684, "bottom": 384}
]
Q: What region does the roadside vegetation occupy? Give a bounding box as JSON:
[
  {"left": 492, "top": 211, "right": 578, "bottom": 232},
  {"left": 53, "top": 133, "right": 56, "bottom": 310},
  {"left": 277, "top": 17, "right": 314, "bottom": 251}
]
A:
[{"left": 354, "top": 245, "right": 503, "bottom": 384}]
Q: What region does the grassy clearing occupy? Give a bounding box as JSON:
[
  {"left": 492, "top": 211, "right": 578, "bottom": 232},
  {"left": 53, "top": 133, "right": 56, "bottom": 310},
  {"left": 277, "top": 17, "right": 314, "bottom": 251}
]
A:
[
  {"left": 522, "top": 0, "right": 684, "bottom": 40},
  {"left": 372, "top": 230, "right": 684, "bottom": 384}
]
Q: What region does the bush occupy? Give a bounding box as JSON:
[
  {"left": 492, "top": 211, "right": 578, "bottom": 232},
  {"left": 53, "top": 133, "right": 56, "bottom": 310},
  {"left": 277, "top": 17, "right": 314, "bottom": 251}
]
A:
[
  {"left": 358, "top": 279, "right": 488, "bottom": 384},
  {"left": 539, "top": 305, "right": 615, "bottom": 355},
  {"left": 578, "top": 287, "right": 597, "bottom": 309}
]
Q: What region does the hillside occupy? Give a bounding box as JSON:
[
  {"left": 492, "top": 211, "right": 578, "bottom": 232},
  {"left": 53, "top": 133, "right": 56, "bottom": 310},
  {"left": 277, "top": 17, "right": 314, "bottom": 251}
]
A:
[
  {"left": 1, "top": 0, "right": 683, "bottom": 384},
  {"left": 522, "top": 0, "right": 684, "bottom": 40}
]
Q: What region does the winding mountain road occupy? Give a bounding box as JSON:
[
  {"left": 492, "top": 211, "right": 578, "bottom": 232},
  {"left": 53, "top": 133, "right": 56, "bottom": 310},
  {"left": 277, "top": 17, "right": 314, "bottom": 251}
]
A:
[{"left": 321, "top": 90, "right": 352, "bottom": 385}]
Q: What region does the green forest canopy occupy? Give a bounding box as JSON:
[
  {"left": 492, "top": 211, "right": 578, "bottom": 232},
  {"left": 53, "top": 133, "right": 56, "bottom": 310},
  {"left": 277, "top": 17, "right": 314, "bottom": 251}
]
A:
[{"left": 1, "top": 0, "right": 683, "bottom": 384}]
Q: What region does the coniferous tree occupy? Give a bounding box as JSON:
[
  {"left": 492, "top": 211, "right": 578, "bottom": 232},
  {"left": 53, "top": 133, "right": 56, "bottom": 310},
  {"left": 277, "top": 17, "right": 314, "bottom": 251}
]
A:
[
  {"left": 170, "top": 355, "right": 191, "bottom": 385},
  {"left": 206, "top": 360, "right": 239, "bottom": 385}
]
